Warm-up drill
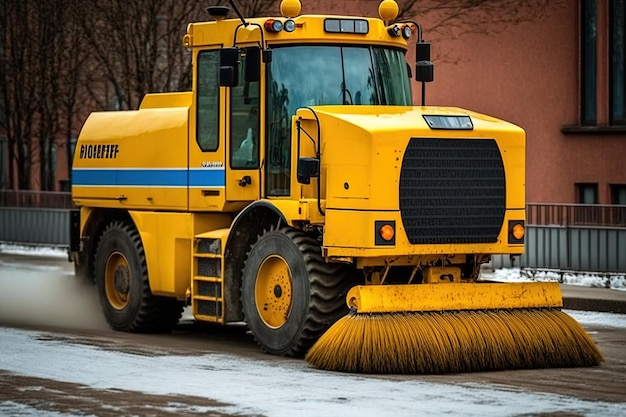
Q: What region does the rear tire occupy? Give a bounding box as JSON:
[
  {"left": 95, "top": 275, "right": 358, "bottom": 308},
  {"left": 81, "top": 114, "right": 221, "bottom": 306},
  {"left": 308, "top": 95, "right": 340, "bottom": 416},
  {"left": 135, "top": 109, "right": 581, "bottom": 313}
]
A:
[
  {"left": 241, "top": 227, "right": 353, "bottom": 356},
  {"left": 94, "top": 220, "right": 182, "bottom": 333}
]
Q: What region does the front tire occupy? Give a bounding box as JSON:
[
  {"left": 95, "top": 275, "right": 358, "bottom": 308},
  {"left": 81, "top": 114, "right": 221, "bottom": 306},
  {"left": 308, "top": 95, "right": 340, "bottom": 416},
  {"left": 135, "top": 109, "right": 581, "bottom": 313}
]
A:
[
  {"left": 94, "top": 220, "right": 182, "bottom": 333},
  {"left": 241, "top": 227, "right": 352, "bottom": 356}
]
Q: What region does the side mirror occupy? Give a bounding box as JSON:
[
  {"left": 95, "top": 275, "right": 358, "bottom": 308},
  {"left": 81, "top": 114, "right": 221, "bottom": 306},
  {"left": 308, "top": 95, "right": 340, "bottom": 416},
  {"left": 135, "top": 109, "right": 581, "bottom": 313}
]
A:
[
  {"left": 219, "top": 47, "right": 239, "bottom": 87},
  {"left": 416, "top": 61, "right": 434, "bottom": 83},
  {"left": 244, "top": 47, "right": 260, "bottom": 82},
  {"left": 415, "top": 42, "right": 434, "bottom": 83},
  {"left": 297, "top": 157, "right": 320, "bottom": 184}
]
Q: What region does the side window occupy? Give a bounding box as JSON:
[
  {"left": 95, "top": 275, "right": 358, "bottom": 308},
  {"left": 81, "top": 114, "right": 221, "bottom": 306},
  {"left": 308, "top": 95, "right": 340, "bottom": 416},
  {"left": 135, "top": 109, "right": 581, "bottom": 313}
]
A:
[
  {"left": 197, "top": 50, "right": 219, "bottom": 151},
  {"left": 230, "top": 48, "right": 260, "bottom": 169}
]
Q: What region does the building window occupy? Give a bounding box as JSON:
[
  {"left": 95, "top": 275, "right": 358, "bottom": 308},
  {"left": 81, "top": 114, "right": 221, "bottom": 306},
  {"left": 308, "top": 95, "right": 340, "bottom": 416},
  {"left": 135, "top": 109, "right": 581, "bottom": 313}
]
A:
[
  {"left": 581, "top": 0, "right": 597, "bottom": 125},
  {"left": 579, "top": 0, "right": 626, "bottom": 127},
  {"left": 610, "top": 0, "right": 626, "bottom": 124},
  {"left": 611, "top": 184, "right": 626, "bottom": 204},
  {"left": 0, "top": 136, "right": 6, "bottom": 189},
  {"left": 576, "top": 183, "right": 598, "bottom": 204}
]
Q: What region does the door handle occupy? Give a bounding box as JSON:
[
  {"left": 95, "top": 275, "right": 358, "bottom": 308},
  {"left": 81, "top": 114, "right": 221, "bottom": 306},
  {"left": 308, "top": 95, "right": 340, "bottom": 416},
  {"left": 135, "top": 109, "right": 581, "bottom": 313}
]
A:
[{"left": 238, "top": 175, "right": 252, "bottom": 187}]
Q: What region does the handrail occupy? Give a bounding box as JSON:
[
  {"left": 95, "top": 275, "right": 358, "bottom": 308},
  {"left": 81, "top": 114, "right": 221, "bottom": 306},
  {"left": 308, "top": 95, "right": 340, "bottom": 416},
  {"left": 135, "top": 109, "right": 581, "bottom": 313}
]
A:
[
  {"left": 0, "top": 190, "right": 75, "bottom": 209},
  {"left": 527, "top": 203, "right": 626, "bottom": 227}
]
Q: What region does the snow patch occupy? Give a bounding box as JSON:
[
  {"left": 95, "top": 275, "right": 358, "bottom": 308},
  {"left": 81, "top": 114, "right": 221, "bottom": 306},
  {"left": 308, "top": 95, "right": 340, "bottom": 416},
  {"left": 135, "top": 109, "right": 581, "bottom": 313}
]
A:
[{"left": 484, "top": 267, "right": 626, "bottom": 291}]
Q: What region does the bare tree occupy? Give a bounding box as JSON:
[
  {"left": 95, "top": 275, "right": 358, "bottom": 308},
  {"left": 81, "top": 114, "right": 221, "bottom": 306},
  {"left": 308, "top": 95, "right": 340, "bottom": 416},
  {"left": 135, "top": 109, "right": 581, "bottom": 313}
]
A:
[
  {"left": 234, "top": 0, "right": 279, "bottom": 17},
  {"left": 57, "top": 1, "right": 92, "bottom": 188},
  {"left": 76, "top": 0, "right": 210, "bottom": 111},
  {"left": 0, "top": 0, "right": 93, "bottom": 190},
  {"left": 0, "top": 1, "right": 39, "bottom": 189},
  {"left": 0, "top": 0, "right": 563, "bottom": 190},
  {"left": 34, "top": 1, "right": 64, "bottom": 191},
  {"left": 396, "top": 0, "right": 565, "bottom": 39},
  {"left": 304, "top": 0, "right": 563, "bottom": 41}
]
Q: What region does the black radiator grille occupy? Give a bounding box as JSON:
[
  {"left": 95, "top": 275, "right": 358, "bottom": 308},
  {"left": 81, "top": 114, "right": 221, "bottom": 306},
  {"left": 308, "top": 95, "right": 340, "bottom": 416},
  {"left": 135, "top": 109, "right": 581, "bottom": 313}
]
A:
[{"left": 399, "top": 138, "right": 506, "bottom": 244}]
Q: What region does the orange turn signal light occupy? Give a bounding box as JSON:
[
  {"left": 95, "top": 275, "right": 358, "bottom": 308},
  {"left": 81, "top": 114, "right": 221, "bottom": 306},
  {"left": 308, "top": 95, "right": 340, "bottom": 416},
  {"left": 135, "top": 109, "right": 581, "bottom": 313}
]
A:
[
  {"left": 512, "top": 223, "right": 525, "bottom": 240},
  {"left": 379, "top": 224, "right": 395, "bottom": 241}
]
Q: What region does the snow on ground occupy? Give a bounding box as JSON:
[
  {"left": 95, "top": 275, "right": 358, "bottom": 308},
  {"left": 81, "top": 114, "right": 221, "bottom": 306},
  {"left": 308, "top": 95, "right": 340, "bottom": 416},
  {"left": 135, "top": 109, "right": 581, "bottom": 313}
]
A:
[
  {"left": 484, "top": 267, "right": 626, "bottom": 291},
  {"left": 569, "top": 309, "right": 626, "bottom": 328},
  {"left": 1, "top": 244, "right": 626, "bottom": 416},
  {"left": 0, "top": 243, "right": 68, "bottom": 259},
  {"left": 2, "top": 242, "right": 625, "bottom": 291},
  {"left": 0, "top": 325, "right": 625, "bottom": 417}
]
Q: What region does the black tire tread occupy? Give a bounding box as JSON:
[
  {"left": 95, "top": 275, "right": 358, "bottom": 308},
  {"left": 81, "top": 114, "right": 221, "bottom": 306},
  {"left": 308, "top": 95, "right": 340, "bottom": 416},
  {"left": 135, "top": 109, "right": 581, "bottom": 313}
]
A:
[
  {"left": 96, "top": 220, "right": 182, "bottom": 333},
  {"left": 243, "top": 226, "right": 354, "bottom": 357}
]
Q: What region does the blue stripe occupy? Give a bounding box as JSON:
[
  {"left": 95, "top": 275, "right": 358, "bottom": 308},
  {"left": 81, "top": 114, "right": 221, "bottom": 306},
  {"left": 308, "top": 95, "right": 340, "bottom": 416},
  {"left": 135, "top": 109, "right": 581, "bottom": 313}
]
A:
[
  {"left": 189, "top": 169, "right": 225, "bottom": 187},
  {"left": 72, "top": 169, "right": 225, "bottom": 188},
  {"left": 73, "top": 169, "right": 118, "bottom": 186}
]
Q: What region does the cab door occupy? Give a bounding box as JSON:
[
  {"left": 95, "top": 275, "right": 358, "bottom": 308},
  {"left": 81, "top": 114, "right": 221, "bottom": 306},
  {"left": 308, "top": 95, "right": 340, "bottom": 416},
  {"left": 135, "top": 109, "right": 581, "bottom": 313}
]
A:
[
  {"left": 225, "top": 47, "right": 261, "bottom": 202},
  {"left": 189, "top": 48, "right": 227, "bottom": 212}
]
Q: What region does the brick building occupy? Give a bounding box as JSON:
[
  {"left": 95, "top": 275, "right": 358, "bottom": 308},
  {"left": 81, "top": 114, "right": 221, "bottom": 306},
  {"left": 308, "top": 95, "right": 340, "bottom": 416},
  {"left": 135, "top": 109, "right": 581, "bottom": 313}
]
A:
[
  {"left": 2, "top": 0, "right": 625, "bottom": 204},
  {"left": 417, "top": 0, "right": 626, "bottom": 204}
]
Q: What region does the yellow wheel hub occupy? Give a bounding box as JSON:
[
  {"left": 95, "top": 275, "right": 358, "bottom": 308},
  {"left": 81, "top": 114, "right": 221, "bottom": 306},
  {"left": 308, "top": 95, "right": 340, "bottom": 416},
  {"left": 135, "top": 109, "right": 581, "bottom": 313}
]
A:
[
  {"left": 255, "top": 255, "right": 293, "bottom": 328},
  {"left": 104, "top": 251, "right": 131, "bottom": 310}
]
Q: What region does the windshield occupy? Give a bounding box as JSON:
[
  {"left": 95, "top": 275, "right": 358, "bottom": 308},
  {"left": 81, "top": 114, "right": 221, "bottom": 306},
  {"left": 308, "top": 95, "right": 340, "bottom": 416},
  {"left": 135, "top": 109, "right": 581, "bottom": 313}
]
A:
[
  {"left": 268, "top": 45, "right": 412, "bottom": 114},
  {"left": 265, "top": 45, "right": 412, "bottom": 197}
]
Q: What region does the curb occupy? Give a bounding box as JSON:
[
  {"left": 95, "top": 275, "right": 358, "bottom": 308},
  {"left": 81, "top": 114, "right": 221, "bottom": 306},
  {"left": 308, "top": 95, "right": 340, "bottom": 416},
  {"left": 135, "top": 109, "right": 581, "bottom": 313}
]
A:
[{"left": 562, "top": 297, "right": 626, "bottom": 314}]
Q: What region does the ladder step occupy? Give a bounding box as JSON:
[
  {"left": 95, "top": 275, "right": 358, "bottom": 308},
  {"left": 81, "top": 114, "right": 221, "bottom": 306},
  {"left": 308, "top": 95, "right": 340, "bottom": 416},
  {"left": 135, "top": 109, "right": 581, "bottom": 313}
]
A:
[
  {"left": 193, "top": 276, "right": 221, "bottom": 282},
  {"left": 194, "top": 315, "right": 222, "bottom": 324},
  {"left": 194, "top": 253, "right": 222, "bottom": 259},
  {"left": 193, "top": 239, "right": 225, "bottom": 323},
  {"left": 193, "top": 295, "right": 222, "bottom": 302}
]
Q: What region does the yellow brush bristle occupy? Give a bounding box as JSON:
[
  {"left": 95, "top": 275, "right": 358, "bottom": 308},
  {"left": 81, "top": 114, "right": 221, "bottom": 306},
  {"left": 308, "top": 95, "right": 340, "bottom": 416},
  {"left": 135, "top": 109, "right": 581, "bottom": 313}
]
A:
[{"left": 305, "top": 309, "right": 604, "bottom": 374}]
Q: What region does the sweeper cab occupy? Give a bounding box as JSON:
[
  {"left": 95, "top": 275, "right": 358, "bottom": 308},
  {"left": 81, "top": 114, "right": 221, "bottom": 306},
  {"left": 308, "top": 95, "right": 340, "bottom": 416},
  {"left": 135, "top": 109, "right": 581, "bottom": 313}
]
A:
[{"left": 69, "top": 0, "right": 602, "bottom": 373}]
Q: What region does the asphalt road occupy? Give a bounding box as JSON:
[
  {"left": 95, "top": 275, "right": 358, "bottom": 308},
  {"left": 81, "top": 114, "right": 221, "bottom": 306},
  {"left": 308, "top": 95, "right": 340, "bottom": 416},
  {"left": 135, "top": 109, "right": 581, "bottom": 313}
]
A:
[{"left": 0, "top": 253, "right": 625, "bottom": 416}]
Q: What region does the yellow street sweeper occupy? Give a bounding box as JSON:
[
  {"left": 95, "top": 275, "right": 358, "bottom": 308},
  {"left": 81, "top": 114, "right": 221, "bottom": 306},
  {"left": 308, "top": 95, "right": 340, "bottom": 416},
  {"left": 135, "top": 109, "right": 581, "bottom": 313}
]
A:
[{"left": 70, "top": 0, "right": 603, "bottom": 373}]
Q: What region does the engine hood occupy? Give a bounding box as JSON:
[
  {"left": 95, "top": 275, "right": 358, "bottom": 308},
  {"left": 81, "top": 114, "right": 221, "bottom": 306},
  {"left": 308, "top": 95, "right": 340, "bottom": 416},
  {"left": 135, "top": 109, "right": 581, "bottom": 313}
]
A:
[{"left": 294, "top": 105, "right": 525, "bottom": 212}]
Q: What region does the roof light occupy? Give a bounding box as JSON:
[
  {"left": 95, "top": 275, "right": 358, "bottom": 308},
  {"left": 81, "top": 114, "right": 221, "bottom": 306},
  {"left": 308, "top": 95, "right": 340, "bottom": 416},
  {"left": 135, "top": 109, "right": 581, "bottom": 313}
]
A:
[
  {"left": 402, "top": 25, "right": 413, "bottom": 39},
  {"left": 264, "top": 19, "right": 283, "bottom": 32},
  {"left": 280, "top": 0, "right": 301, "bottom": 18},
  {"left": 378, "top": 0, "right": 399, "bottom": 21},
  {"left": 284, "top": 19, "right": 296, "bottom": 32},
  {"left": 206, "top": 6, "right": 230, "bottom": 21},
  {"left": 387, "top": 24, "right": 401, "bottom": 37}
]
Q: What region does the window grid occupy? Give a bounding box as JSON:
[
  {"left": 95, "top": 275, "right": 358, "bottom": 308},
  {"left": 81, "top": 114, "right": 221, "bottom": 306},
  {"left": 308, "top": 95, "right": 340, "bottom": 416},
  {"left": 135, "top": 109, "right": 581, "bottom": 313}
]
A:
[
  {"left": 581, "top": 0, "right": 597, "bottom": 125},
  {"left": 610, "top": 0, "right": 626, "bottom": 125}
]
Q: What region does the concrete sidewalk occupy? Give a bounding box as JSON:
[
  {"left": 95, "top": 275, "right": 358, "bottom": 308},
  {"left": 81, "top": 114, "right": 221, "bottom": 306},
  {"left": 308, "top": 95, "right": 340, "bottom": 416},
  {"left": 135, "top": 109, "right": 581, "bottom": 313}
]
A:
[
  {"left": 479, "top": 269, "right": 626, "bottom": 314},
  {"left": 561, "top": 285, "right": 626, "bottom": 314}
]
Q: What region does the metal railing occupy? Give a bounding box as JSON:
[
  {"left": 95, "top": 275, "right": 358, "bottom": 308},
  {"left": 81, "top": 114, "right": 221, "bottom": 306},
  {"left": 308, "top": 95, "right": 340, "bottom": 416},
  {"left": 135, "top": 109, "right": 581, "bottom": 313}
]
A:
[
  {"left": 493, "top": 204, "right": 626, "bottom": 274},
  {"left": 0, "top": 192, "right": 625, "bottom": 273},
  {"left": 0, "top": 190, "right": 74, "bottom": 209},
  {"left": 528, "top": 203, "right": 626, "bottom": 227},
  {"left": 0, "top": 190, "right": 74, "bottom": 246}
]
